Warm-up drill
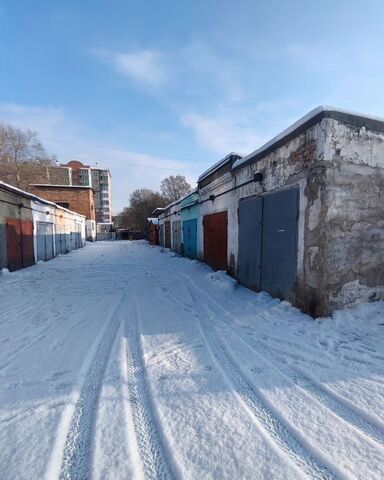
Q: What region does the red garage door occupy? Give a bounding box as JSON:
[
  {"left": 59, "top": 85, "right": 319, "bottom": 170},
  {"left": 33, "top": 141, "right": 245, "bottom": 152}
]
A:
[
  {"left": 203, "top": 211, "right": 228, "bottom": 271},
  {"left": 149, "top": 223, "right": 159, "bottom": 245},
  {"left": 6, "top": 218, "right": 34, "bottom": 271}
]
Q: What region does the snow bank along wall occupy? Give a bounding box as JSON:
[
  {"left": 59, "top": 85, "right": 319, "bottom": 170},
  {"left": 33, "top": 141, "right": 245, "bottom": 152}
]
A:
[
  {"left": 153, "top": 107, "right": 384, "bottom": 316},
  {"left": 0, "top": 182, "right": 86, "bottom": 272}
]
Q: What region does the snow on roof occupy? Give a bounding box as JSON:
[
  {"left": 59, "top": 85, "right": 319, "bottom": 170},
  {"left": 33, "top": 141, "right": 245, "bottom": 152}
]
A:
[
  {"left": 198, "top": 152, "right": 242, "bottom": 182},
  {"left": 233, "top": 105, "right": 384, "bottom": 170},
  {"left": 147, "top": 217, "right": 159, "bottom": 224},
  {"left": 152, "top": 207, "right": 165, "bottom": 215},
  {"left": 0, "top": 181, "right": 86, "bottom": 218}
]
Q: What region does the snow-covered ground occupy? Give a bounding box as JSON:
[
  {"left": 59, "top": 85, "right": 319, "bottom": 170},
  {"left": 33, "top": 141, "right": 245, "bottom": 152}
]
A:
[{"left": 1, "top": 241, "right": 384, "bottom": 480}]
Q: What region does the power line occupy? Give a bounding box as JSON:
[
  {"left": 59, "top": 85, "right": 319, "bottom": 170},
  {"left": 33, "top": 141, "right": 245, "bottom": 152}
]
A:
[
  {"left": 44, "top": 136, "right": 209, "bottom": 165},
  {"left": 53, "top": 151, "right": 202, "bottom": 173}
]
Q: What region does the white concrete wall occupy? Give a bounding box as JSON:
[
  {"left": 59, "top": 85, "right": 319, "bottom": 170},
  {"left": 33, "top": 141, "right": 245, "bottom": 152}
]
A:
[
  {"left": 31, "top": 200, "right": 56, "bottom": 261},
  {"left": 86, "top": 219, "right": 96, "bottom": 241},
  {"left": 199, "top": 172, "right": 235, "bottom": 264}
]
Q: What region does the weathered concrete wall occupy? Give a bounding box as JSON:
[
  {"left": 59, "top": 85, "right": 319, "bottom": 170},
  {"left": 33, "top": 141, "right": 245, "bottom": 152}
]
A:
[
  {"left": 233, "top": 116, "right": 384, "bottom": 316},
  {"left": 233, "top": 122, "right": 325, "bottom": 314},
  {"left": 320, "top": 118, "right": 384, "bottom": 312}
]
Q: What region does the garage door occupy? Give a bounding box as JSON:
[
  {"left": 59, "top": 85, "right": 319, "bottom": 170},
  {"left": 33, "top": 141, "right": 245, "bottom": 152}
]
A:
[
  {"left": 237, "top": 187, "right": 299, "bottom": 303},
  {"left": 261, "top": 188, "right": 299, "bottom": 302},
  {"left": 164, "top": 221, "right": 171, "bottom": 249},
  {"left": 159, "top": 224, "right": 164, "bottom": 246},
  {"left": 172, "top": 220, "right": 181, "bottom": 253},
  {"left": 36, "top": 222, "right": 54, "bottom": 262},
  {"left": 55, "top": 226, "right": 67, "bottom": 254},
  {"left": 203, "top": 211, "right": 227, "bottom": 271},
  {"left": 6, "top": 218, "right": 34, "bottom": 271},
  {"left": 75, "top": 223, "right": 82, "bottom": 249},
  {"left": 238, "top": 196, "right": 263, "bottom": 291},
  {"left": 183, "top": 219, "right": 197, "bottom": 259}
]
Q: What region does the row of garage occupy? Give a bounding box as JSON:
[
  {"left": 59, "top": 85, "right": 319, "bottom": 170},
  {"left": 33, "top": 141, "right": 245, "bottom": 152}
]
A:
[
  {"left": 153, "top": 107, "right": 384, "bottom": 316},
  {"left": 0, "top": 181, "right": 86, "bottom": 272},
  {"left": 155, "top": 174, "right": 298, "bottom": 304}
]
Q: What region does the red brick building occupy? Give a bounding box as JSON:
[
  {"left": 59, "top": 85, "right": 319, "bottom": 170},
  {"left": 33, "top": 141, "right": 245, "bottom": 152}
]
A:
[{"left": 28, "top": 184, "right": 96, "bottom": 240}]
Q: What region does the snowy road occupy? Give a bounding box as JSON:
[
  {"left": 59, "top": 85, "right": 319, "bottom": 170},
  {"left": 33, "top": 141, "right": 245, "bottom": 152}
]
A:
[{"left": 1, "top": 242, "right": 384, "bottom": 479}]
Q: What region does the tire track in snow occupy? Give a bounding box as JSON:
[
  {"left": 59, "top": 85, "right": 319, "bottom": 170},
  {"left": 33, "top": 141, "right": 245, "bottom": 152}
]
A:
[
  {"left": 55, "top": 293, "right": 126, "bottom": 480},
  {"left": 183, "top": 280, "right": 338, "bottom": 480},
  {"left": 182, "top": 276, "right": 384, "bottom": 449},
  {"left": 123, "top": 294, "right": 174, "bottom": 480},
  {"left": 254, "top": 337, "right": 384, "bottom": 448}
]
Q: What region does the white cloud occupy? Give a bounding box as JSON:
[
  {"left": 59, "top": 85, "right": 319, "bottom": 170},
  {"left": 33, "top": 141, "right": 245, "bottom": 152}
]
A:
[
  {"left": 0, "top": 103, "right": 71, "bottom": 138},
  {"left": 181, "top": 112, "right": 265, "bottom": 156},
  {"left": 97, "top": 49, "right": 167, "bottom": 87},
  {"left": 0, "top": 102, "right": 199, "bottom": 212}
]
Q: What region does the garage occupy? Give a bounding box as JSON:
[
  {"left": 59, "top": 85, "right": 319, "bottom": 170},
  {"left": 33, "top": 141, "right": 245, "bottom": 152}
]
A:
[
  {"left": 237, "top": 187, "right": 299, "bottom": 303},
  {"left": 6, "top": 218, "right": 34, "bottom": 272},
  {"left": 55, "top": 225, "right": 68, "bottom": 254},
  {"left": 172, "top": 220, "right": 181, "bottom": 253},
  {"left": 203, "top": 211, "right": 228, "bottom": 271},
  {"left": 36, "top": 221, "right": 54, "bottom": 262},
  {"left": 183, "top": 219, "right": 198, "bottom": 259},
  {"left": 164, "top": 220, "right": 171, "bottom": 249}
]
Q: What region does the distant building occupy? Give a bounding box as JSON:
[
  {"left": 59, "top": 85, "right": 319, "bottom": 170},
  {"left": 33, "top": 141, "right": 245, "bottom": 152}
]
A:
[
  {"left": 28, "top": 184, "right": 96, "bottom": 241},
  {"left": 90, "top": 167, "right": 112, "bottom": 224},
  {"left": 44, "top": 160, "right": 112, "bottom": 224}
]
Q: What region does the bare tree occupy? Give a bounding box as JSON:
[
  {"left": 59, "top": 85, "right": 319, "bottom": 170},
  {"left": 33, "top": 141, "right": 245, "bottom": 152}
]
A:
[
  {"left": 0, "top": 124, "right": 56, "bottom": 190},
  {"left": 160, "top": 175, "right": 191, "bottom": 203},
  {"left": 117, "top": 189, "right": 167, "bottom": 233}
]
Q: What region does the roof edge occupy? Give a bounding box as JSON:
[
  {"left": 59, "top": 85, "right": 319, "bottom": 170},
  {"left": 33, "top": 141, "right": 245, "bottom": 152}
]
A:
[
  {"left": 233, "top": 106, "right": 384, "bottom": 170},
  {"left": 198, "top": 152, "right": 242, "bottom": 182},
  {"left": 0, "top": 181, "right": 86, "bottom": 218}
]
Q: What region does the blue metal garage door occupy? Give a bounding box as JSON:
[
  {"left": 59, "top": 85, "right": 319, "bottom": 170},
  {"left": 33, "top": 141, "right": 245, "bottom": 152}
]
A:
[
  {"left": 237, "top": 187, "right": 299, "bottom": 303},
  {"left": 237, "top": 196, "right": 263, "bottom": 291},
  {"left": 261, "top": 188, "right": 299, "bottom": 303},
  {"left": 183, "top": 219, "right": 197, "bottom": 259}
]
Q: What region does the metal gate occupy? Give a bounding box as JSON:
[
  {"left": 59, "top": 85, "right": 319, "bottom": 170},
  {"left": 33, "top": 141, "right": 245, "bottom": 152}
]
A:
[
  {"left": 183, "top": 219, "right": 198, "bottom": 259},
  {"left": 237, "top": 188, "right": 299, "bottom": 303},
  {"left": 75, "top": 223, "right": 82, "bottom": 249},
  {"left": 55, "top": 226, "right": 67, "bottom": 254},
  {"left": 6, "top": 218, "right": 34, "bottom": 271},
  {"left": 164, "top": 221, "right": 171, "bottom": 249},
  {"left": 149, "top": 223, "right": 159, "bottom": 245},
  {"left": 238, "top": 196, "right": 263, "bottom": 290},
  {"left": 159, "top": 224, "right": 164, "bottom": 246},
  {"left": 203, "top": 211, "right": 228, "bottom": 271},
  {"left": 172, "top": 220, "right": 181, "bottom": 253},
  {"left": 36, "top": 222, "right": 54, "bottom": 262}
]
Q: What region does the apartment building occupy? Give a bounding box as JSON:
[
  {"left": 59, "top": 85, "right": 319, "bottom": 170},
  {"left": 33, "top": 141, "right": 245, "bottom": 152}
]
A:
[
  {"left": 91, "top": 168, "right": 112, "bottom": 223},
  {"left": 44, "top": 160, "right": 112, "bottom": 223}
]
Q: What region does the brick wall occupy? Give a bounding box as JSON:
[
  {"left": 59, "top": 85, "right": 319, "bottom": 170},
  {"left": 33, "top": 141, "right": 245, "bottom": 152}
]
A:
[{"left": 29, "top": 186, "right": 96, "bottom": 221}]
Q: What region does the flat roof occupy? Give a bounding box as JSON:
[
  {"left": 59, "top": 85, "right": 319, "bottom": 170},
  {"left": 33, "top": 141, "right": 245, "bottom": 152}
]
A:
[
  {"left": 0, "top": 181, "right": 86, "bottom": 218},
  {"left": 233, "top": 106, "right": 384, "bottom": 170},
  {"left": 30, "top": 184, "right": 94, "bottom": 190}
]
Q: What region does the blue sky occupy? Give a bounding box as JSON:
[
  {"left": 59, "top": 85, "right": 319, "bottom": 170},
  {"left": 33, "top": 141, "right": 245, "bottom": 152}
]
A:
[{"left": 1, "top": 1, "right": 384, "bottom": 212}]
